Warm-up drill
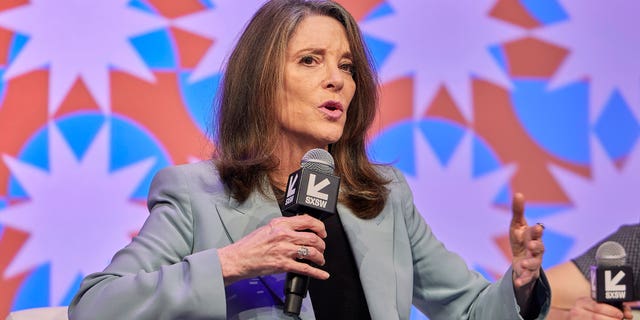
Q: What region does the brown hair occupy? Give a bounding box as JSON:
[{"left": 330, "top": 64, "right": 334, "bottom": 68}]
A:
[{"left": 214, "top": 0, "right": 389, "bottom": 219}]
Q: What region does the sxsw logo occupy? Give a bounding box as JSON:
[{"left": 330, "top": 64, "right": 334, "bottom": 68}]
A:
[
  {"left": 604, "top": 270, "right": 627, "bottom": 299},
  {"left": 303, "top": 173, "right": 330, "bottom": 208},
  {"left": 284, "top": 173, "right": 298, "bottom": 206},
  {"left": 284, "top": 172, "right": 331, "bottom": 208},
  {"left": 283, "top": 168, "right": 340, "bottom": 217}
]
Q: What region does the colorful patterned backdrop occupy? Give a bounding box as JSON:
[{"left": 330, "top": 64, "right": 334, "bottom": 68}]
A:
[{"left": 0, "top": 0, "right": 638, "bottom": 318}]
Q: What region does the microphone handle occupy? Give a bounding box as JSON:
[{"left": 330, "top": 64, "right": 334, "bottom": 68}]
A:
[
  {"left": 283, "top": 225, "right": 314, "bottom": 316},
  {"left": 283, "top": 272, "right": 310, "bottom": 315}
]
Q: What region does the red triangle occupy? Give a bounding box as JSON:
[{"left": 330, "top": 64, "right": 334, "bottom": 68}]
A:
[
  {"left": 171, "top": 27, "right": 213, "bottom": 69},
  {"left": 425, "top": 86, "right": 469, "bottom": 127},
  {"left": 147, "top": 0, "right": 204, "bottom": 19},
  {"left": 489, "top": 0, "right": 540, "bottom": 29},
  {"left": 54, "top": 78, "right": 102, "bottom": 118}
]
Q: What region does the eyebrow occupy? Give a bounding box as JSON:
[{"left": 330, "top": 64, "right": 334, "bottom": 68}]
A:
[{"left": 293, "top": 48, "right": 353, "bottom": 60}]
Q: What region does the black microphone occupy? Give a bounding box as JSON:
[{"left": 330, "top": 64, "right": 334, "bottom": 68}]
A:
[
  {"left": 281, "top": 148, "right": 340, "bottom": 316},
  {"left": 590, "top": 241, "right": 635, "bottom": 310}
]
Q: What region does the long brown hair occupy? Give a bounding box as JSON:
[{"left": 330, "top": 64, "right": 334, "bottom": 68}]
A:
[{"left": 214, "top": 0, "right": 389, "bottom": 219}]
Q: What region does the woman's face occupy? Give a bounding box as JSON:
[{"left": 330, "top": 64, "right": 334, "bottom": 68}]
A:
[{"left": 276, "top": 15, "right": 356, "bottom": 150}]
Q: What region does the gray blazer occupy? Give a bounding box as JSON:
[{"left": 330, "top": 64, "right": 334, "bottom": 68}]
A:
[{"left": 69, "top": 161, "right": 550, "bottom": 319}]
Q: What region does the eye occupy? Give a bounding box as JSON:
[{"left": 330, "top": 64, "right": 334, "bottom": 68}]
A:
[
  {"left": 300, "top": 55, "right": 316, "bottom": 66},
  {"left": 339, "top": 62, "right": 355, "bottom": 75}
]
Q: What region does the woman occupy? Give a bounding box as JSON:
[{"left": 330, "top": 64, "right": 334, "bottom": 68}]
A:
[{"left": 69, "top": 0, "right": 550, "bottom": 319}]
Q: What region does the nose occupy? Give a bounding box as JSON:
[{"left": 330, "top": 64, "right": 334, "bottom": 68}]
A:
[{"left": 322, "top": 65, "right": 345, "bottom": 91}]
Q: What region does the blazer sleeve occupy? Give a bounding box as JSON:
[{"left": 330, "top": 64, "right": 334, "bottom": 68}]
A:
[
  {"left": 68, "top": 166, "right": 227, "bottom": 320},
  {"left": 388, "top": 167, "right": 550, "bottom": 320}
]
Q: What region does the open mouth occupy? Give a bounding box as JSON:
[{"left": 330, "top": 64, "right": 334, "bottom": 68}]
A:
[
  {"left": 324, "top": 104, "right": 339, "bottom": 111},
  {"left": 319, "top": 101, "right": 344, "bottom": 120}
]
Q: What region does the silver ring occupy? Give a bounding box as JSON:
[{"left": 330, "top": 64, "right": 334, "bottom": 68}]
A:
[{"left": 297, "top": 246, "right": 309, "bottom": 259}]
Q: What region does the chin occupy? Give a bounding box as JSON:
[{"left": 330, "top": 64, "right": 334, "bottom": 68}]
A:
[
  {"left": 304, "top": 125, "right": 344, "bottom": 147},
  {"left": 321, "top": 132, "right": 344, "bottom": 145}
]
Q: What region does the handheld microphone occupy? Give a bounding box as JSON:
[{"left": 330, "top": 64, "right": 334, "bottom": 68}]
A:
[
  {"left": 590, "top": 241, "right": 635, "bottom": 310},
  {"left": 282, "top": 148, "right": 340, "bottom": 316}
]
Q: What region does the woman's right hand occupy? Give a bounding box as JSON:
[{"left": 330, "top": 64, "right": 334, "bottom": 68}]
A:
[{"left": 217, "top": 214, "right": 328, "bottom": 285}]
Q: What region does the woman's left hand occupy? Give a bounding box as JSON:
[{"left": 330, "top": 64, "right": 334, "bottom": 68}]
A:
[{"left": 510, "top": 193, "right": 545, "bottom": 288}]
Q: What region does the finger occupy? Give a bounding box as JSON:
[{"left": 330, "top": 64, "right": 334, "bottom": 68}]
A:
[
  {"left": 514, "top": 277, "right": 531, "bottom": 288},
  {"left": 284, "top": 215, "right": 327, "bottom": 238},
  {"left": 622, "top": 305, "right": 633, "bottom": 319},
  {"left": 513, "top": 271, "right": 536, "bottom": 287},
  {"left": 291, "top": 244, "right": 326, "bottom": 266},
  {"left": 574, "top": 296, "right": 598, "bottom": 310},
  {"left": 514, "top": 262, "right": 541, "bottom": 286},
  {"left": 527, "top": 240, "right": 545, "bottom": 257},
  {"left": 510, "top": 192, "right": 526, "bottom": 227},
  {"left": 590, "top": 303, "right": 625, "bottom": 319},
  {"left": 294, "top": 231, "right": 326, "bottom": 253},
  {"left": 569, "top": 308, "right": 624, "bottom": 320},
  {"left": 518, "top": 257, "right": 542, "bottom": 273},
  {"left": 529, "top": 223, "right": 545, "bottom": 240},
  {"left": 290, "top": 260, "right": 330, "bottom": 280},
  {"left": 574, "top": 297, "right": 627, "bottom": 319}
]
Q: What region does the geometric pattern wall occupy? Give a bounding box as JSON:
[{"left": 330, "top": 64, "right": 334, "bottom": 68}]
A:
[{"left": 1, "top": 0, "right": 638, "bottom": 317}]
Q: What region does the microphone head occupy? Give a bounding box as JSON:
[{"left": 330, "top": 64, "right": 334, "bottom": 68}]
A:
[
  {"left": 301, "top": 148, "right": 334, "bottom": 174},
  {"left": 595, "top": 241, "right": 627, "bottom": 267}
]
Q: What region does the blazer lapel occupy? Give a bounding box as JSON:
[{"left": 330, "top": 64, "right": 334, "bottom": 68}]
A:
[
  {"left": 338, "top": 203, "right": 398, "bottom": 320},
  {"left": 214, "top": 187, "right": 316, "bottom": 319},
  {"left": 215, "top": 188, "right": 283, "bottom": 295},
  {"left": 215, "top": 187, "right": 281, "bottom": 243}
]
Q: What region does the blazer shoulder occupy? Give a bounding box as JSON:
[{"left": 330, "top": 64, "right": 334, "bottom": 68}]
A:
[
  {"left": 373, "top": 164, "right": 409, "bottom": 186},
  {"left": 154, "top": 160, "right": 220, "bottom": 182},
  {"left": 149, "top": 161, "right": 227, "bottom": 200}
]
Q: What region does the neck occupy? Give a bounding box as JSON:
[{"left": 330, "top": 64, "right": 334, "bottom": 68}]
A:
[{"left": 270, "top": 138, "right": 327, "bottom": 190}]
